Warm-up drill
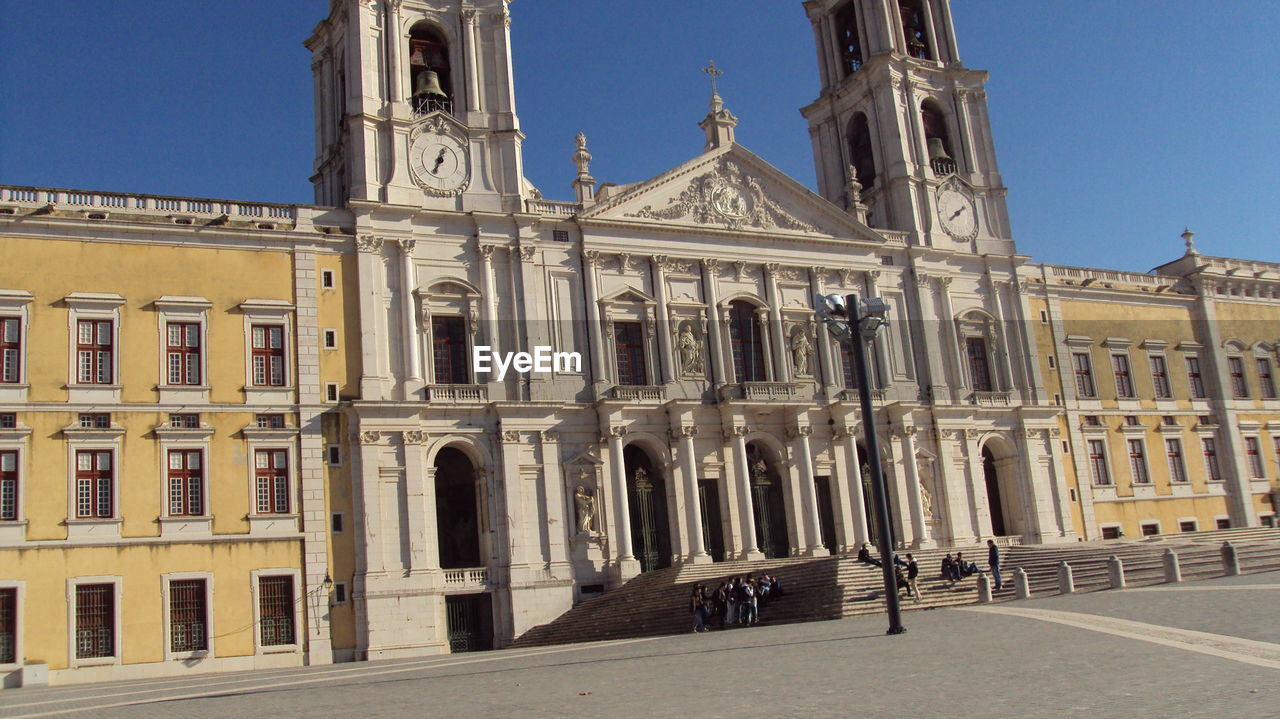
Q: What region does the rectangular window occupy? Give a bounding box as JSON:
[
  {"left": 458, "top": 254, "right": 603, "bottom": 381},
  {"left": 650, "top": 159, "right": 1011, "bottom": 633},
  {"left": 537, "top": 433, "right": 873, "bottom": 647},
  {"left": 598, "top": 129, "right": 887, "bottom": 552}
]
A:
[
  {"left": 76, "top": 319, "right": 113, "bottom": 385},
  {"left": 1257, "top": 358, "right": 1277, "bottom": 399},
  {"left": 255, "top": 449, "right": 289, "bottom": 514},
  {"left": 326, "top": 444, "right": 341, "bottom": 466},
  {"left": 966, "top": 337, "right": 993, "bottom": 392},
  {"left": 169, "top": 413, "right": 199, "bottom": 428},
  {"left": 322, "top": 329, "right": 337, "bottom": 349},
  {"left": 1165, "top": 439, "right": 1187, "bottom": 483},
  {"left": 166, "top": 322, "right": 201, "bottom": 386},
  {"left": 1162, "top": 415, "right": 1177, "bottom": 426},
  {"left": 1101, "top": 526, "right": 1121, "bottom": 540},
  {"left": 75, "top": 450, "right": 113, "bottom": 519},
  {"left": 1202, "top": 438, "right": 1222, "bottom": 481},
  {"left": 167, "top": 450, "right": 204, "bottom": 516},
  {"left": 258, "top": 576, "right": 295, "bottom": 646},
  {"left": 1228, "top": 356, "right": 1248, "bottom": 398},
  {"left": 840, "top": 342, "right": 859, "bottom": 389},
  {"left": 613, "top": 321, "right": 647, "bottom": 386},
  {"left": 326, "top": 383, "right": 339, "bottom": 403},
  {"left": 255, "top": 414, "right": 285, "bottom": 429},
  {"left": 1124, "top": 415, "right": 1139, "bottom": 426},
  {"left": 1216, "top": 518, "right": 1230, "bottom": 530},
  {"left": 1179, "top": 520, "right": 1197, "bottom": 533},
  {"left": 1039, "top": 310, "right": 1049, "bottom": 324},
  {"left": 1083, "top": 415, "right": 1101, "bottom": 426},
  {"left": 1149, "top": 356, "right": 1171, "bottom": 399},
  {"left": 331, "top": 512, "right": 344, "bottom": 533},
  {"left": 1111, "top": 353, "right": 1134, "bottom": 398},
  {"left": 1245, "top": 437, "right": 1264, "bottom": 478},
  {"left": 1088, "top": 439, "right": 1111, "bottom": 485},
  {"left": 1047, "top": 355, "right": 1056, "bottom": 369},
  {"left": 1141, "top": 523, "right": 1159, "bottom": 536},
  {"left": 333, "top": 582, "right": 348, "bottom": 605},
  {"left": 78, "top": 413, "right": 110, "bottom": 429},
  {"left": 1128, "top": 439, "right": 1149, "bottom": 484},
  {"left": 431, "top": 316, "right": 469, "bottom": 385},
  {"left": 0, "top": 451, "right": 17, "bottom": 521},
  {"left": 320, "top": 269, "right": 335, "bottom": 289},
  {"left": 0, "top": 413, "right": 14, "bottom": 429},
  {"left": 552, "top": 230, "right": 569, "bottom": 242},
  {"left": 0, "top": 587, "right": 14, "bottom": 664},
  {"left": 0, "top": 317, "right": 20, "bottom": 383},
  {"left": 1185, "top": 357, "right": 1206, "bottom": 398},
  {"left": 169, "top": 579, "right": 208, "bottom": 653},
  {"left": 75, "top": 583, "right": 115, "bottom": 659},
  {"left": 251, "top": 325, "right": 286, "bottom": 387},
  {"left": 1073, "top": 352, "right": 1095, "bottom": 397}
]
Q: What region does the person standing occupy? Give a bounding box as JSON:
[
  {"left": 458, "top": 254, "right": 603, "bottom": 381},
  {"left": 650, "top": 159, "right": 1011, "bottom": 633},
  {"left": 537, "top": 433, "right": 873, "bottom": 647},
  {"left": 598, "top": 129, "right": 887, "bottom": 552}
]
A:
[
  {"left": 905, "top": 553, "right": 921, "bottom": 603},
  {"left": 690, "top": 584, "right": 708, "bottom": 633},
  {"left": 988, "top": 539, "right": 1003, "bottom": 590},
  {"left": 712, "top": 581, "right": 729, "bottom": 630}
]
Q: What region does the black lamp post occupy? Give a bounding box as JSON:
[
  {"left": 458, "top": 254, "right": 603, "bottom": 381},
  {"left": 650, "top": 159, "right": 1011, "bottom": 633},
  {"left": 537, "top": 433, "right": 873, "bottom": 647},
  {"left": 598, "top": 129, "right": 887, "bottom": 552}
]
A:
[{"left": 817, "top": 292, "right": 905, "bottom": 635}]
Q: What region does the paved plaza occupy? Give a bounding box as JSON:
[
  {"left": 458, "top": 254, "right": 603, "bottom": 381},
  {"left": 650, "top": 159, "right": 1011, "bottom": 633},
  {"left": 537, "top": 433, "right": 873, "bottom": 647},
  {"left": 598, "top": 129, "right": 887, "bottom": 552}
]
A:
[{"left": 3, "top": 572, "right": 1278, "bottom": 719}]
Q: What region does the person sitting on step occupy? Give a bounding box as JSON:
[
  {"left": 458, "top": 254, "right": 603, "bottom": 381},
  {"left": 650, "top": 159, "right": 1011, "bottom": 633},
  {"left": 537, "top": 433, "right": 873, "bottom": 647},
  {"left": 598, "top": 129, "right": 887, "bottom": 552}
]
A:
[
  {"left": 955, "top": 551, "right": 981, "bottom": 578},
  {"left": 857, "top": 543, "right": 882, "bottom": 568},
  {"left": 941, "top": 553, "right": 959, "bottom": 583}
]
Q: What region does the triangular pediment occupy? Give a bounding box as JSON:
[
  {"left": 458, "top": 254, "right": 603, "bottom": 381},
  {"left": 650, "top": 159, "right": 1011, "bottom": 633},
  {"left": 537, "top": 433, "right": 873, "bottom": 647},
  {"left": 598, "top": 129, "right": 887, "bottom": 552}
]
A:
[
  {"left": 579, "top": 144, "right": 883, "bottom": 243},
  {"left": 600, "top": 285, "right": 656, "bottom": 306}
]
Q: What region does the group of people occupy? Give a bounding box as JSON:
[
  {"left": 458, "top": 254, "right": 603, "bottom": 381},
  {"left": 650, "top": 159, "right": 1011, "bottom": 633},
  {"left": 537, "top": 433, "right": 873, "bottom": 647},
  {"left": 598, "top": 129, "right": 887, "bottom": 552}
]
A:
[
  {"left": 856, "top": 543, "right": 922, "bottom": 602},
  {"left": 856, "top": 539, "right": 1005, "bottom": 597},
  {"left": 688, "top": 573, "right": 783, "bottom": 633}
]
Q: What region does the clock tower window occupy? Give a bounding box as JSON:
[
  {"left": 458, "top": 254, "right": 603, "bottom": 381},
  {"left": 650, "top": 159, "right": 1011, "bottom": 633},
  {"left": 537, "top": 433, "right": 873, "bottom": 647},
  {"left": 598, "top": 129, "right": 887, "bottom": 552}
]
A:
[
  {"left": 921, "top": 100, "right": 956, "bottom": 176},
  {"left": 899, "top": 0, "right": 933, "bottom": 61},
  {"left": 408, "top": 24, "right": 454, "bottom": 116},
  {"left": 847, "top": 112, "right": 877, "bottom": 192}
]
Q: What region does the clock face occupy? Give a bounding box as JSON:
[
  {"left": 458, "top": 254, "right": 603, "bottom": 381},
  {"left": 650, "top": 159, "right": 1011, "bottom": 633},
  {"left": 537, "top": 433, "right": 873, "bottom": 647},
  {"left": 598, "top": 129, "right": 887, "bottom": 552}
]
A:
[
  {"left": 937, "top": 187, "right": 978, "bottom": 240},
  {"left": 409, "top": 133, "right": 468, "bottom": 195}
]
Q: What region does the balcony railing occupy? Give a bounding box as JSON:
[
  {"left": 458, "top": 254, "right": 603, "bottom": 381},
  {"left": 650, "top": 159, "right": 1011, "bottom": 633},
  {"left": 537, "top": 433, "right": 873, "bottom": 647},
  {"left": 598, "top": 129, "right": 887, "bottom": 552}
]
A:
[
  {"left": 525, "top": 199, "right": 581, "bottom": 216},
  {"left": 442, "top": 567, "right": 489, "bottom": 590},
  {"left": 427, "top": 384, "right": 488, "bottom": 402},
  {"left": 0, "top": 185, "right": 297, "bottom": 225},
  {"left": 970, "top": 391, "right": 1012, "bottom": 406},
  {"left": 837, "top": 388, "right": 886, "bottom": 403},
  {"left": 609, "top": 385, "right": 666, "bottom": 402},
  {"left": 719, "top": 382, "right": 801, "bottom": 402}
]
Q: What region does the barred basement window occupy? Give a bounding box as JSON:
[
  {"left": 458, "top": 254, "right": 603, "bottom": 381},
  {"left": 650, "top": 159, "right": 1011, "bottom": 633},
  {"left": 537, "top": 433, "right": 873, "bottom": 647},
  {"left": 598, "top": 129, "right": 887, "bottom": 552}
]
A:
[
  {"left": 1216, "top": 518, "right": 1231, "bottom": 529},
  {"left": 1141, "top": 523, "right": 1159, "bottom": 536},
  {"left": 166, "top": 322, "right": 201, "bottom": 385},
  {"left": 75, "top": 583, "right": 115, "bottom": 659},
  {"left": 251, "top": 325, "right": 286, "bottom": 387},
  {"left": 1101, "top": 526, "right": 1121, "bottom": 539},
  {"left": 169, "top": 579, "right": 208, "bottom": 653},
  {"left": 258, "top": 576, "right": 295, "bottom": 646},
  {"left": 255, "top": 450, "right": 290, "bottom": 514},
  {"left": 0, "top": 451, "right": 17, "bottom": 521},
  {"left": 0, "top": 587, "right": 14, "bottom": 663},
  {"left": 1179, "top": 520, "right": 1197, "bottom": 533},
  {"left": 553, "top": 230, "right": 569, "bottom": 242}
]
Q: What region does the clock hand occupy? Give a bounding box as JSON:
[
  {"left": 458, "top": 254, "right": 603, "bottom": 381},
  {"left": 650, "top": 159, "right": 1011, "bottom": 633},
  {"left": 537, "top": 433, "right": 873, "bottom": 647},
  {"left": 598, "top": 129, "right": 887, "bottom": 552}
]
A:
[
  {"left": 949, "top": 207, "right": 965, "bottom": 220},
  {"left": 431, "top": 149, "right": 447, "bottom": 175}
]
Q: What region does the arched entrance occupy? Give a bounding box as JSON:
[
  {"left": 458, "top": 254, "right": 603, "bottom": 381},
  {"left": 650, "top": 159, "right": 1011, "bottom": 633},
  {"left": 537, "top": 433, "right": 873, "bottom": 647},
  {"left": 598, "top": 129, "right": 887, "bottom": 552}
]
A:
[
  {"left": 625, "top": 445, "right": 672, "bottom": 573},
  {"left": 747, "top": 442, "right": 790, "bottom": 559},
  {"left": 435, "top": 447, "right": 482, "bottom": 569},
  {"left": 981, "top": 443, "right": 1024, "bottom": 538}
]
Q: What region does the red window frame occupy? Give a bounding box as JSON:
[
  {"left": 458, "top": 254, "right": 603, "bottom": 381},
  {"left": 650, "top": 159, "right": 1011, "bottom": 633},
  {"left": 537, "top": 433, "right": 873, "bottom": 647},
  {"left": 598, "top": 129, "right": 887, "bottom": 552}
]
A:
[
  {"left": 1228, "top": 356, "right": 1248, "bottom": 398},
  {"left": 74, "top": 583, "right": 115, "bottom": 659},
  {"left": 166, "top": 322, "right": 201, "bottom": 386},
  {"left": 167, "top": 449, "right": 204, "bottom": 516},
  {"left": 76, "top": 319, "right": 113, "bottom": 385},
  {"left": 0, "top": 450, "right": 16, "bottom": 521},
  {"left": 613, "top": 321, "right": 647, "bottom": 387},
  {"left": 258, "top": 576, "right": 295, "bottom": 646},
  {"left": 0, "top": 586, "right": 14, "bottom": 664},
  {"left": 1245, "top": 437, "right": 1264, "bottom": 478},
  {"left": 1072, "top": 352, "right": 1095, "bottom": 397},
  {"left": 840, "top": 342, "right": 860, "bottom": 390},
  {"left": 1165, "top": 439, "right": 1186, "bottom": 483},
  {"left": 1128, "top": 439, "right": 1149, "bottom": 484},
  {"left": 169, "top": 579, "right": 208, "bottom": 653},
  {"left": 1257, "top": 358, "right": 1277, "bottom": 399},
  {"left": 75, "top": 450, "right": 113, "bottom": 519},
  {"left": 1087, "top": 439, "right": 1110, "bottom": 485},
  {"left": 255, "top": 449, "right": 290, "bottom": 514},
  {"left": 1149, "top": 355, "right": 1172, "bottom": 399},
  {"left": 1202, "top": 438, "right": 1221, "bottom": 481},
  {"left": 0, "top": 317, "right": 20, "bottom": 384},
  {"left": 1111, "top": 353, "right": 1134, "bottom": 398},
  {"left": 1185, "top": 357, "right": 1206, "bottom": 398},
  {"left": 431, "top": 316, "right": 469, "bottom": 385},
  {"left": 966, "top": 337, "right": 993, "bottom": 392},
  {"left": 251, "top": 325, "right": 286, "bottom": 387},
  {"left": 728, "top": 301, "right": 765, "bottom": 383}
]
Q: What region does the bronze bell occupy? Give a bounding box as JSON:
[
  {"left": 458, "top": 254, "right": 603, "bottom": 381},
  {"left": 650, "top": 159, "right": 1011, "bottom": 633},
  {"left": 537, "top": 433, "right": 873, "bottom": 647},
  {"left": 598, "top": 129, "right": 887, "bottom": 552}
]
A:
[
  {"left": 928, "top": 137, "right": 951, "bottom": 161},
  {"left": 412, "top": 69, "right": 447, "bottom": 100}
]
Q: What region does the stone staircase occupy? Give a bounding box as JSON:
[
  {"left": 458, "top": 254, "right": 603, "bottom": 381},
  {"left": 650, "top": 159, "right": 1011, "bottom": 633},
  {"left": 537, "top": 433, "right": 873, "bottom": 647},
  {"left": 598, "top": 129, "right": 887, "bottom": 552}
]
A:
[{"left": 509, "top": 527, "right": 1280, "bottom": 648}]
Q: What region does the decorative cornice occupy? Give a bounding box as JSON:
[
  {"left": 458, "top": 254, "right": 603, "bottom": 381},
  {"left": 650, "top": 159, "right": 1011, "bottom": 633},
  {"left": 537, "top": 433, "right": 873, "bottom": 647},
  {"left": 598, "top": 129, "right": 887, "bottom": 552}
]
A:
[
  {"left": 358, "top": 430, "right": 382, "bottom": 445},
  {"left": 402, "top": 430, "right": 427, "bottom": 444},
  {"left": 356, "top": 235, "right": 384, "bottom": 253}
]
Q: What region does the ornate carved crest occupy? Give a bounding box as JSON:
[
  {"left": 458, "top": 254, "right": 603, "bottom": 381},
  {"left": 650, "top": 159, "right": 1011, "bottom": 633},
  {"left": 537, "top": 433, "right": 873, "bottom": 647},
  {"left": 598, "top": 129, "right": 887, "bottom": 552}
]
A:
[
  {"left": 356, "top": 235, "right": 384, "bottom": 253},
  {"left": 358, "top": 430, "right": 382, "bottom": 445},
  {"left": 402, "top": 430, "right": 427, "bottom": 444},
  {"left": 626, "top": 160, "right": 818, "bottom": 232}
]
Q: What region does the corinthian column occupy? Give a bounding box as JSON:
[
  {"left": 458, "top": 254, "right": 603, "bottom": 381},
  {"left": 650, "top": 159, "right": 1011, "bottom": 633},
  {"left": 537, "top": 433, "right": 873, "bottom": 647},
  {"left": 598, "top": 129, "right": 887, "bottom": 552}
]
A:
[
  {"left": 727, "top": 426, "right": 763, "bottom": 560},
  {"left": 673, "top": 425, "right": 711, "bottom": 564},
  {"left": 789, "top": 425, "right": 829, "bottom": 556},
  {"left": 606, "top": 426, "right": 638, "bottom": 579},
  {"left": 398, "top": 240, "right": 422, "bottom": 397}
]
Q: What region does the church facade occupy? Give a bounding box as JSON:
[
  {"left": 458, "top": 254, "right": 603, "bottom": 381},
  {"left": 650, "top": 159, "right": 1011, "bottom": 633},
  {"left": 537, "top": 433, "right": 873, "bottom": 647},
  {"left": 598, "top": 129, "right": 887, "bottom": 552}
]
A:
[{"left": 0, "top": 0, "right": 1276, "bottom": 686}]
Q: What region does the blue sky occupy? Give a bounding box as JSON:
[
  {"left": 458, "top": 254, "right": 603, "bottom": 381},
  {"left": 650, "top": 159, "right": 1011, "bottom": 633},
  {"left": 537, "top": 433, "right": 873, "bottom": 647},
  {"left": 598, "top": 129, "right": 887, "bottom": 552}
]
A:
[{"left": 1, "top": 1, "right": 1277, "bottom": 272}]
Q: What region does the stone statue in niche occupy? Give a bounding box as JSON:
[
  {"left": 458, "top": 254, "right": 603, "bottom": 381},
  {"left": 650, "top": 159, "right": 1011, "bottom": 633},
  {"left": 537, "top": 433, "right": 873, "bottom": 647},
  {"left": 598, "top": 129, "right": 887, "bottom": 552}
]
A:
[
  {"left": 790, "top": 326, "right": 813, "bottom": 377},
  {"left": 676, "top": 322, "right": 704, "bottom": 376},
  {"left": 574, "top": 479, "right": 597, "bottom": 534},
  {"left": 917, "top": 458, "right": 935, "bottom": 518}
]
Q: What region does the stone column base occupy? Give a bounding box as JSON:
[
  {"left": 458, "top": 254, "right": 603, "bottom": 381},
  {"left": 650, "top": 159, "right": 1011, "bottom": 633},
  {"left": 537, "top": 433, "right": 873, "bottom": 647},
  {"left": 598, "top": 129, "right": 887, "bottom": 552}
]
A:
[{"left": 685, "top": 552, "right": 715, "bottom": 565}]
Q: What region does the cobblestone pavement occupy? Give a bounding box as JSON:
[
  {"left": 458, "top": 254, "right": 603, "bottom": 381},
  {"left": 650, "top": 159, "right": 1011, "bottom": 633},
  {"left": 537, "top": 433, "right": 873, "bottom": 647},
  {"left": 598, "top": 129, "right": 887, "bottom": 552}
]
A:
[{"left": 4, "top": 572, "right": 1278, "bottom": 719}]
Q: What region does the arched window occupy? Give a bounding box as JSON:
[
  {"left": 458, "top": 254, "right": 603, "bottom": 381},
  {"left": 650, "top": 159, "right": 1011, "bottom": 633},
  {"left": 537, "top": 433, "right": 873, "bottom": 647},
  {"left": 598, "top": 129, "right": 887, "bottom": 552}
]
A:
[
  {"left": 847, "top": 113, "right": 877, "bottom": 191},
  {"left": 728, "top": 301, "right": 766, "bottom": 383},
  {"left": 408, "top": 24, "right": 453, "bottom": 115},
  {"left": 835, "top": 2, "right": 863, "bottom": 76},
  {"left": 921, "top": 100, "right": 955, "bottom": 175},
  {"left": 898, "top": 1, "right": 932, "bottom": 60}
]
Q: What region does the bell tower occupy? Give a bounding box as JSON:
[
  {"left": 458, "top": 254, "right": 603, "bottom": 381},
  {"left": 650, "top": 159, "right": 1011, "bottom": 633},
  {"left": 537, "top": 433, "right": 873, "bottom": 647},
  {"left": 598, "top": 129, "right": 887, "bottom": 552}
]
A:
[
  {"left": 801, "top": 0, "right": 1013, "bottom": 254},
  {"left": 306, "top": 0, "right": 527, "bottom": 213}
]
